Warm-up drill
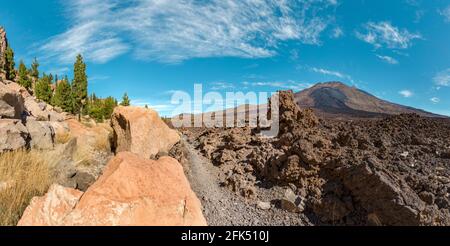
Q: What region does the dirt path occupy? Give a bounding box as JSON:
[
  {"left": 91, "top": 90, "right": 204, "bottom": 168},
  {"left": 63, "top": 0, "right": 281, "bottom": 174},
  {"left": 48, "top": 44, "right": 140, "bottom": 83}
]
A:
[{"left": 182, "top": 137, "right": 308, "bottom": 226}]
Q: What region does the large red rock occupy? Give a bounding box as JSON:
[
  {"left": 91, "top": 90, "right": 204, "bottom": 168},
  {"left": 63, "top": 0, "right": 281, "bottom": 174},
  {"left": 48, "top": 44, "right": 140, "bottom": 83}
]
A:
[
  {"left": 111, "top": 106, "right": 180, "bottom": 159},
  {"left": 17, "top": 184, "right": 84, "bottom": 226},
  {"left": 18, "top": 152, "right": 207, "bottom": 226}
]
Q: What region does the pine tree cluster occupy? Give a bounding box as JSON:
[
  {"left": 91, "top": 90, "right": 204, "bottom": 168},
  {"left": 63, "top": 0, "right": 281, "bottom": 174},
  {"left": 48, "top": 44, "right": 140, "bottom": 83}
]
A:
[{"left": 1, "top": 43, "right": 132, "bottom": 122}]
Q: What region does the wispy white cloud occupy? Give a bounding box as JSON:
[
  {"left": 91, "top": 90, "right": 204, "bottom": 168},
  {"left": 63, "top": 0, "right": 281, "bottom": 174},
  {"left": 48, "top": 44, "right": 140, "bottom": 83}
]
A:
[
  {"left": 433, "top": 69, "right": 450, "bottom": 86},
  {"left": 404, "top": 0, "right": 425, "bottom": 23},
  {"left": 289, "top": 49, "right": 300, "bottom": 61},
  {"left": 38, "top": 22, "right": 130, "bottom": 64},
  {"left": 36, "top": 0, "right": 338, "bottom": 64},
  {"left": 331, "top": 27, "right": 344, "bottom": 38},
  {"left": 311, "top": 67, "right": 343, "bottom": 77},
  {"left": 356, "top": 21, "right": 422, "bottom": 49},
  {"left": 244, "top": 80, "right": 313, "bottom": 91},
  {"left": 210, "top": 82, "right": 235, "bottom": 91},
  {"left": 399, "top": 90, "right": 414, "bottom": 98},
  {"left": 404, "top": 0, "right": 420, "bottom": 7},
  {"left": 376, "top": 54, "right": 399, "bottom": 64},
  {"left": 430, "top": 97, "right": 440, "bottom": 104},
  {"left": 439, "top": 5, "right": 450, "bottom": 22},
  {"left": 309, "top": 66, "right": 355, "bottom": 84}
]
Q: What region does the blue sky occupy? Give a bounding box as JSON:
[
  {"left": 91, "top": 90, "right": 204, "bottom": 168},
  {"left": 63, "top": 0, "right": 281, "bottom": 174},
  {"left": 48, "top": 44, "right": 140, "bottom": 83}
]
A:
[{"left": 1, "top": 0, "right": 449, "bottom": 116}]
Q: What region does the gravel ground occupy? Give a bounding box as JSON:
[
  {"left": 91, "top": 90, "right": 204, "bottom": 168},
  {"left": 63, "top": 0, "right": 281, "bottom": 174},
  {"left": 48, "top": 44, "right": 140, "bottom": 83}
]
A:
[{"left": 183, "top": 137, "right": 310, "bottom": 226}]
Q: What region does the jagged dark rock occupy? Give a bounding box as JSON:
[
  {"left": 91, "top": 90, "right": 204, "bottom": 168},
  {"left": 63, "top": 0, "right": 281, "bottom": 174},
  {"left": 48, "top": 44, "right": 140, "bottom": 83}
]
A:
[{"left": 185, "top": 90, "right": 450, "bottom": 225}]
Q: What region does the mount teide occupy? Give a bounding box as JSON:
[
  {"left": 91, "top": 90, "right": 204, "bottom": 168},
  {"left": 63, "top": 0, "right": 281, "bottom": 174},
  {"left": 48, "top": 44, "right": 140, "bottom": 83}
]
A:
[{"left": 294, "top": 82, "right": 443, "bottom": 119}]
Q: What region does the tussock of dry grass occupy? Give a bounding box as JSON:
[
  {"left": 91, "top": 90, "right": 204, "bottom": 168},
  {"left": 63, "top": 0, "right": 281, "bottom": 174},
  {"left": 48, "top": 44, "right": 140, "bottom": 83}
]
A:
[
  {"left": 93, "top": 132, "right": 111, "bottom": 152},
  {"left": 0, "top": 149, "right": 61, "bottom": 226},
  {"left": 55, "top": 131, "right": 72, "bottom": 144},
  {"left": 73, "top": 144, "right": 92, "bottom": 167},
  {"left": 73, "top": 132, "right": 111, "bottom": 167}
]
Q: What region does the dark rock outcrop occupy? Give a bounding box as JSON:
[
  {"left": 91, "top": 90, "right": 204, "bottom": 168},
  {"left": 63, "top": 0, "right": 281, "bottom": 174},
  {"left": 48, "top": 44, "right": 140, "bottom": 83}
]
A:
[{"left": 188, "top": 90, "right": 450, "bottom": 225}]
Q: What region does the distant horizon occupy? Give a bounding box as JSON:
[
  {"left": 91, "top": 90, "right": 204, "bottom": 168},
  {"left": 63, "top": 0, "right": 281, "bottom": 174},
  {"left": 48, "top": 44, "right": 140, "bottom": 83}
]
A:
[
  {"left": 165, "top": 81, "right": 449, "bottom": 118},
  {"left": 1, "top": 0, "right": 449, "bottom": 117}
]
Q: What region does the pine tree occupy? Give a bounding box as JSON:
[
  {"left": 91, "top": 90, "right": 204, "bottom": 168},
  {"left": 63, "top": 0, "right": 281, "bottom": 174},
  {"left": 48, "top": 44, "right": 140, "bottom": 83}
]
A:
[
  {"left": 103, "top": 96, "right": 118, "bottom": 118},
  {"left": 120, "top": 92, "right": 130, "bottom": 106},
  {"left": 35, "top": 73, "right": 53, "bottom": 103},
  {"left": 30, "top": 58, "right": 39, "bottom": 80},
  {"left": 72, "top": 54, "right": 88, "bottom": 115},
  {"left": 18, "top": 61, "right": 32, "bottom": 89},
  {"left": 4, "top": 45, "right": 15, "bottom": 80},
  {"left": 48, "top": 73, "right": 53, "bottom": 84},
  {"left": 52, "top": 76, "right": 72, "bottom": 112},
  {"left": 86, "top": 94, "right": 118, "bottom": 122}
]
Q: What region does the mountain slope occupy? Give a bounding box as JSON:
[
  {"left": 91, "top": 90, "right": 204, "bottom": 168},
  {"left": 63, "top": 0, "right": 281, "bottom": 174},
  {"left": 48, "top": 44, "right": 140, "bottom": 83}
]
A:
[{"left": 294, "top": 82, "right": 442, "bottom": 118}]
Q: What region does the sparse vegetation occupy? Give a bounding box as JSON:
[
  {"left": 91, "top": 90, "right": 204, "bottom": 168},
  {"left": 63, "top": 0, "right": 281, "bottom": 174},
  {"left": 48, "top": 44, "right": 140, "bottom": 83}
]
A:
[
  {"left": 72, "top": 54, "right": 88, "bottom": 116},
  {"left": 4, "top": 45, "right": 15, "bottom": 80},
  {"left": 18, "top": 60, "right": 32, "bottom": 90},
  {"left": 2, "top": 46, "right": 125, "bottom": 122},
  {"left": 120, "top": 92, "right": 130, "bottom": 106},
  {"left": 93, "top": 131, "right": 111, "bottom": 152},
  {"left": 55, "top": 131, "right": 72, "bottom": 144},
  {"left": 52, "top": 75, "right": 73, "bottom": 113},
  {"left": 72, "top": 144, "right": 92, "bottom": 167},
  {"left": 35, "top": 73, "right": 53, "bottom": 103},
  {"left": 0, "top": 149, "right": 60, "bottom": 225},
  {"left": 85, "top": 94, "right": 118, "bottom": 122},
  {"left": 29, "top": 57, "right": 39, "bottom": 81}
]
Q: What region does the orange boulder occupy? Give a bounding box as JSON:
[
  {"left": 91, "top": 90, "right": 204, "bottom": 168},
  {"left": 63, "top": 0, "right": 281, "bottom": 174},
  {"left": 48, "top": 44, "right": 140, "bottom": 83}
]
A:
[
  {"left": 111, "top": 106, "right": 180, "bottom": 159},
  {"left": 18, "top": 152, "right": 206, "bottom": 226}
]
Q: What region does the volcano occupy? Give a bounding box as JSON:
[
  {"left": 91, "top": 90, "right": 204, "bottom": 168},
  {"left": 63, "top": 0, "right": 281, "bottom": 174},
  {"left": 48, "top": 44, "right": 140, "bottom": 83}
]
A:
[{"left": 294, "top": 82, "right": 442, "bottom": 118}]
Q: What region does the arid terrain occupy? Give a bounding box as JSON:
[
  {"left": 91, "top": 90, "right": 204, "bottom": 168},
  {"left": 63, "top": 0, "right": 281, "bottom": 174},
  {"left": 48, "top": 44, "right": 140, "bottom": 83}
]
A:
[
  {"left": 2, "top": 61, "right": 450, "bottom": 226},
  {"left": 174, "top": 90, "right": 450, "bottom": 226}
]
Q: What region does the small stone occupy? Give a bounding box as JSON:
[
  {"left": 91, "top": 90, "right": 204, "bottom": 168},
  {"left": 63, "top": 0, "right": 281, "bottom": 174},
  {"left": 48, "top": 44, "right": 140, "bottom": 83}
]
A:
[
  {"left": 288, "top": 183, "right": 297, "bottom": 192},
  {"left": 400, "top": 151, "right": 409, "bottom": 158},
  {"left": 419, "top": 191, "right": 435, "bottom": 205},
  {"left": 280, "top": 188, "right": 304, "bottom": 213},
  {"left": 256, "top": 201, "right": 271, "bottom": 210},
  {"left": 436, "top": 176, "right": 450, "bottom": 184}
]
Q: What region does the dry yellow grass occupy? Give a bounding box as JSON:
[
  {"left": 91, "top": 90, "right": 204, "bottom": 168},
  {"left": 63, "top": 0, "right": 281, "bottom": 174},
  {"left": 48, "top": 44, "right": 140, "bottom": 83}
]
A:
[
  {"left": 55, "top": 131, "right": 72, "bottom": 144},
  {"left": 0, "top": 149, "right": 61, "bottom": 226},
  {"left": 72, "top": 144, "right": 92, "bottom": 167},
  {"left": 73, "top": 131, "right": 111, "bottom": 167},
  {"left": 93, "top": 126, "right": 112, "bottom": 152}
]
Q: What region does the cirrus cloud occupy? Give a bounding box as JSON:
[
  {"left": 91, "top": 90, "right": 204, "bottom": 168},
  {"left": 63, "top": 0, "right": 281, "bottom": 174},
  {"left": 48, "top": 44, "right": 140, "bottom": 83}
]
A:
[
  {"left": 356, "top": 21, "right": 422, "bottom": 49},
  {"left": 376, "top": 54, "right": 399, "bottom": 64},
  {"left": 36, "top": 0, "right": 339, "bottom": 64},
  {"left": 433, "top": 69, "right": 450, "bottom": 87},
  {"left": 439, "top": 5, "right": 450, "bottom": 22}
]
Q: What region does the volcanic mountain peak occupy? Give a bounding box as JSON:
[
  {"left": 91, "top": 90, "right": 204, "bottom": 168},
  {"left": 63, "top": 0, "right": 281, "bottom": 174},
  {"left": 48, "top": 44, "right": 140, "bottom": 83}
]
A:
[{"left": 294, "top": 81, "right": 442, "bottom": 119}]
